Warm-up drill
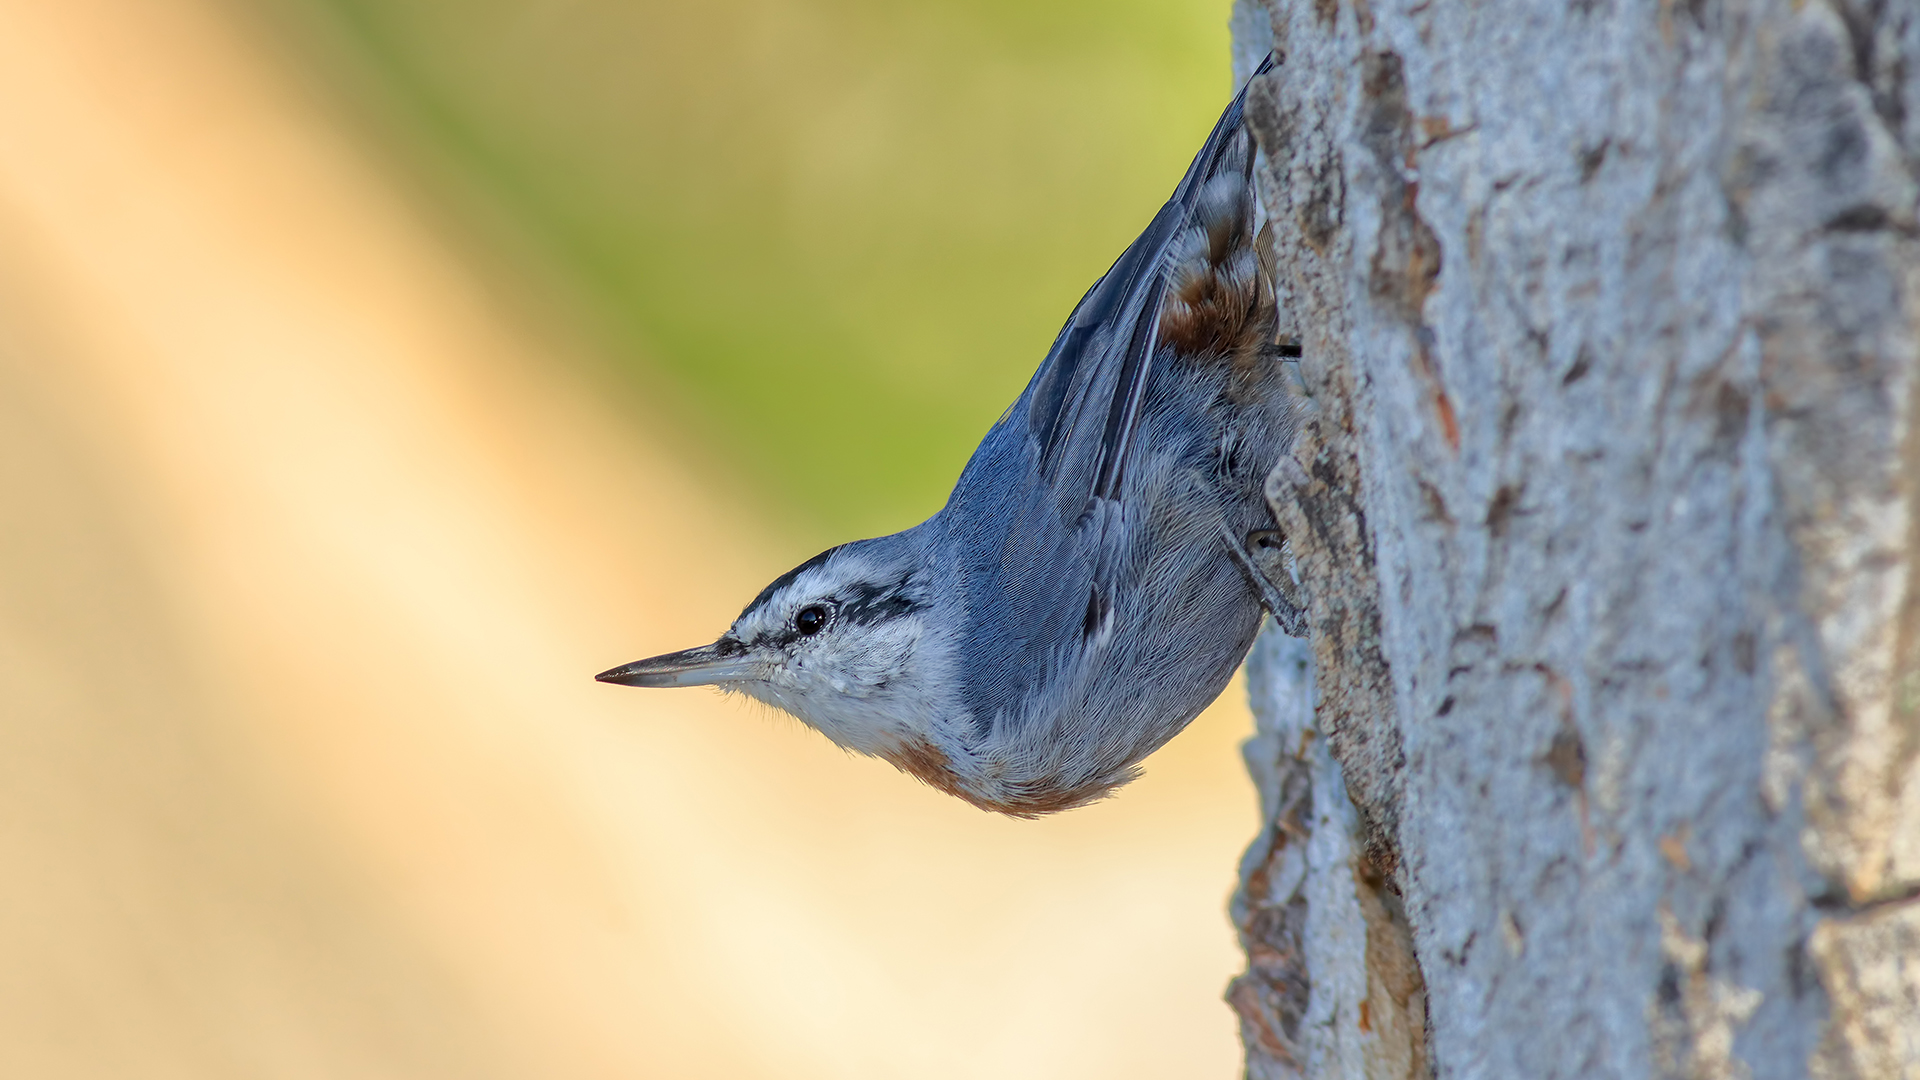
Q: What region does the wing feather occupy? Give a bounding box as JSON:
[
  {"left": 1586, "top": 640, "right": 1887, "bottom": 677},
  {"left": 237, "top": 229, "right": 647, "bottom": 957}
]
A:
[
  {"left": 949, "top": 55, "right": 1277, "bottom": 735},
  {"left": 1021, "top": 53, "right": 1273, "bottom": 516}
]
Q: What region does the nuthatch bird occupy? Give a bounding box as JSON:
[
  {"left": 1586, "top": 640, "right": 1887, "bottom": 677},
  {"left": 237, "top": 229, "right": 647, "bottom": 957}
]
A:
[{"left": 598, "top": 56, "right": 1305, "bottom": 816}]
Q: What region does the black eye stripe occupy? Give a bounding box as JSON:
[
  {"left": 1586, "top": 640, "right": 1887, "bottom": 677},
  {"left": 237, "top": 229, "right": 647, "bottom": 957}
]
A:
[
  {"left": 840, "top": 577, "right": 924, "bottom": 625},
  {"left": 745, "top": 571, "right": 924, "bottom": 648}
]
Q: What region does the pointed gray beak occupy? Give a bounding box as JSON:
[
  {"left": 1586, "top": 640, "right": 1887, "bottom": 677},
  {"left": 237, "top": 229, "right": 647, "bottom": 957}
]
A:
[{"left": 595, "top": 640, "right": 758, "bottom": 688}]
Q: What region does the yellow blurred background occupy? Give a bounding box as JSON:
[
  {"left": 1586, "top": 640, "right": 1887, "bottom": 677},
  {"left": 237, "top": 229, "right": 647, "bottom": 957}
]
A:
[{"left": 0, "top": 0, "right": 1259, "bottom": 1076}]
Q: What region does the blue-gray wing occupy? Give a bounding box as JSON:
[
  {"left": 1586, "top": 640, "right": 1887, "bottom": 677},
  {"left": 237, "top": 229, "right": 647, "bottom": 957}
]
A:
[
  {"left": 1023, "top": 53, "right": 1270, "bottom": 514},
  {"left": 945, "top": 55, "right": 1273, "bottom": 736}
]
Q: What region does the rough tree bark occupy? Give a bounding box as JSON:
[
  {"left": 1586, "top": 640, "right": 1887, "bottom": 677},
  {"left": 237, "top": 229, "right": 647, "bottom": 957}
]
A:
[{"left": 1224, "top": 0, "right": 1920, "bottom": 1076}]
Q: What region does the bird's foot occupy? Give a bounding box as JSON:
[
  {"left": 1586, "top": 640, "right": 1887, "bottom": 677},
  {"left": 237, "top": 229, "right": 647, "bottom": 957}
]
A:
[{"left": 1224, "top": 527, "right": 1307, "bottom": 637}]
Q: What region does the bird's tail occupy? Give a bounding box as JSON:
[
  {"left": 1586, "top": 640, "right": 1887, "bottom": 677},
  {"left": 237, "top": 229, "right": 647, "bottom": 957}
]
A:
[{"left": 1158, "top": 53, "right": 1277, "bottom": 372}]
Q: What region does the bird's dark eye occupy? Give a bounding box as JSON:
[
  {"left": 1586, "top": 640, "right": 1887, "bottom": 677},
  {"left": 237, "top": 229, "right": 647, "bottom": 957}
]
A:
[{"left": 795, "top": 605, "right": 828, "bottom": 636}]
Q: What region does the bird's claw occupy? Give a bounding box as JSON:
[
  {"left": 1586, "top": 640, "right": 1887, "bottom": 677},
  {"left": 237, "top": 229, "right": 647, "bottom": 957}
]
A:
[{"left": 1225, "top": 527, "right": 1308, "bottom": 637}]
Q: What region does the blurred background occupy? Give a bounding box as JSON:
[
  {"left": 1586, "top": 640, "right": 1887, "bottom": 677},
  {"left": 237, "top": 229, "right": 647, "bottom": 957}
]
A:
[{"left": 0, "top": 0, "right": 1260, "bottom": 1075}]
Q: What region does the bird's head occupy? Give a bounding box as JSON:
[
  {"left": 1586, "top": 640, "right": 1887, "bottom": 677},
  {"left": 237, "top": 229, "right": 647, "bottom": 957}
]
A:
[{"left": 596, "top": 535, "right": 952, "bottom": 756}]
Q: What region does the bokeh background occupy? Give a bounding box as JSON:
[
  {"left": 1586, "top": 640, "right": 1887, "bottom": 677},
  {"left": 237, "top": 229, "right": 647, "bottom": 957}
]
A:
[{"left": 0, "top": 0, "right": 1261, "bottom": 1075}]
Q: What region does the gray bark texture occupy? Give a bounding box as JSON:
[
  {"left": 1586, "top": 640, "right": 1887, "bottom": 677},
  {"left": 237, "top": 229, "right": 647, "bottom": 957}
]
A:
[{"left": 1224, "top": 0, "right": 1920, "bottom": 1077}]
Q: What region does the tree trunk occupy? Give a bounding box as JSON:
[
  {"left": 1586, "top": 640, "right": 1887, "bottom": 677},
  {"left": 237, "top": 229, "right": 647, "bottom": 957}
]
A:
[{"left": 1224, "top": 0, "right": 1920, "bottom": 1076}]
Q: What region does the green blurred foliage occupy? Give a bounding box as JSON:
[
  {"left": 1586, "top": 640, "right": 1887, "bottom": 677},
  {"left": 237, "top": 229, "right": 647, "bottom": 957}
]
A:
[{"left": 253, "top": 0, "right": 1233, "bottom": 536}]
